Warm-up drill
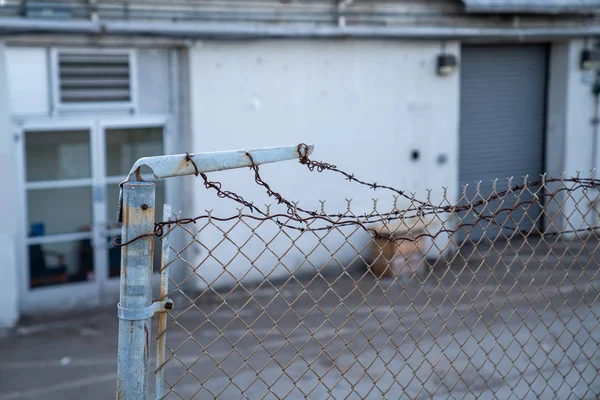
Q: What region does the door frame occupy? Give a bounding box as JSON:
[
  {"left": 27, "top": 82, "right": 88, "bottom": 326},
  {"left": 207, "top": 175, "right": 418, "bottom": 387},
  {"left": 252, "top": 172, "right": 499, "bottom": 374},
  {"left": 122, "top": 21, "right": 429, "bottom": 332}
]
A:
[{"left": 16, "top": 114, "right": 173, "bottom": 315}]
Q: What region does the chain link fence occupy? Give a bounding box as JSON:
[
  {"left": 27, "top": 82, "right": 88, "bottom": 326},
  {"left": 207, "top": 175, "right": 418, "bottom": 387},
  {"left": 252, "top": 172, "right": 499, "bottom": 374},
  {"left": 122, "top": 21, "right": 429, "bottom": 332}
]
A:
[{"left": 116, "top": 145, "right": 600, "bottom": 399}]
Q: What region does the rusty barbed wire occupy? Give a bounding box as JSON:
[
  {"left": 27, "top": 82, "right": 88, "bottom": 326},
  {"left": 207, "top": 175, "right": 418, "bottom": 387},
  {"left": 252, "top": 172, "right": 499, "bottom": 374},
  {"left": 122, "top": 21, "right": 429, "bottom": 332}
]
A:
[{"left": 114, "top": 143, "right": 600, "bottom": 247}]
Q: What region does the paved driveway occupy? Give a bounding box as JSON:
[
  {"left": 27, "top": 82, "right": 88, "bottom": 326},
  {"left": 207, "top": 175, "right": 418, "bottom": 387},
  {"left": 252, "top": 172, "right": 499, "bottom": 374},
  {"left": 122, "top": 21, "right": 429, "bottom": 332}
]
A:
[{"left": 1, "top": 237, "right": 600, "bottom": 399}]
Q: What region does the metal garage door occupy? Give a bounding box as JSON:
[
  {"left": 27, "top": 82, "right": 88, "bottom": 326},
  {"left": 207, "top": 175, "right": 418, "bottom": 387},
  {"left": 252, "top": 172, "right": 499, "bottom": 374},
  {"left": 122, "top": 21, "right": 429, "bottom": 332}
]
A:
[{"left": 459, "top": 45, "right": 548, "bottom": 241}]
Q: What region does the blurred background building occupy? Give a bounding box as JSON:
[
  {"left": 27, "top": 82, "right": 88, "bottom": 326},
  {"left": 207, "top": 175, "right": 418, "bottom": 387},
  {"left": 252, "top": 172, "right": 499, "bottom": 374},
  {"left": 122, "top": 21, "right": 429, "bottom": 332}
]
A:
[{"left": 1, "top": 0, "right": 600, "bottom": 327}]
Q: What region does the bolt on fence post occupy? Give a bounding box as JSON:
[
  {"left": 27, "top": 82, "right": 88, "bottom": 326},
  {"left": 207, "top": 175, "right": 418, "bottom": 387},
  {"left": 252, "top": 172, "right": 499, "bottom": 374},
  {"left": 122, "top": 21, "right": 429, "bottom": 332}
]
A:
[{"left": 116, "top": 181, "right": 156, "bottom": 400}]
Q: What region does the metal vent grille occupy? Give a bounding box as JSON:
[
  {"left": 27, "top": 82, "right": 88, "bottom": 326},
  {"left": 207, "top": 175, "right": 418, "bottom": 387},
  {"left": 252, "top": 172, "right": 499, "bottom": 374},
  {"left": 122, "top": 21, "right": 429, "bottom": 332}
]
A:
[{"left": 58, "top": 52, "right": 131, "bottom": 104}]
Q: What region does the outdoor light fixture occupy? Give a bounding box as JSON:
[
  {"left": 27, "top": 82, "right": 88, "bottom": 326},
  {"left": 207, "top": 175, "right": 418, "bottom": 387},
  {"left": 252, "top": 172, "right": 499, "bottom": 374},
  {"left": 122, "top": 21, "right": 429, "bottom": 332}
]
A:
[
  {"left": 437, "top": 54, "right": 458, "bottom": 76},
  {"left": 581, "top": 48, "right": 600, "bottom": 71}
]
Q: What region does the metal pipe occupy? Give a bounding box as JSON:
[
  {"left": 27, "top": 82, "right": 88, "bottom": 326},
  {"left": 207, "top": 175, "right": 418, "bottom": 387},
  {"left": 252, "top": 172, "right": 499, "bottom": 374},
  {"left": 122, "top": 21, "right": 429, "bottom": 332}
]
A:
[
  {"left": 0, "top": 18, "right": 101, "bottom": 34},
  {"left": 1, "top": 17, "right": 600, "bottom": 39},
  {"left": 463, "top": 4, "right": 600, "bottom": 14},
  {"left": 155, "top": 203, "right": 172, "bottom": 400},
  {"left": 104, "top": 20, "right": 600, "bottom": 39},
  {"left": 117, "top": 181, "right": 156, "bottom": 400}
]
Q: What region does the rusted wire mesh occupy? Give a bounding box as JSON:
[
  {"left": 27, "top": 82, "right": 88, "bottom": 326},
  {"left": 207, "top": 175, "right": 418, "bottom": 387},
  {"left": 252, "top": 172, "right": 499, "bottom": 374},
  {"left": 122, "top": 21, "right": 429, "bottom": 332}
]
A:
[{"left": 151, "top": 151, "right": 600, "bottom": 399}]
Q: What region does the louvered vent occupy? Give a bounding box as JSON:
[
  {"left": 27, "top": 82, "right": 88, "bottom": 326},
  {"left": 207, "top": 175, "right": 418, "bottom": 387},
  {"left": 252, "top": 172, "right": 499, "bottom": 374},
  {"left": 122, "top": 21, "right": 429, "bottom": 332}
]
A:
[{"left": 58, "top": 52, "right": 131, "bottom": 104}]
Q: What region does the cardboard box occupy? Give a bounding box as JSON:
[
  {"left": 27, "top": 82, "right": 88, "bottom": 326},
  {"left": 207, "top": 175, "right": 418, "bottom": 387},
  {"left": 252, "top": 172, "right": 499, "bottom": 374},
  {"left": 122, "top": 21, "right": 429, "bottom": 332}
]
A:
[{"left": 369, "top": 218, "right": 426, "bottom": 279}]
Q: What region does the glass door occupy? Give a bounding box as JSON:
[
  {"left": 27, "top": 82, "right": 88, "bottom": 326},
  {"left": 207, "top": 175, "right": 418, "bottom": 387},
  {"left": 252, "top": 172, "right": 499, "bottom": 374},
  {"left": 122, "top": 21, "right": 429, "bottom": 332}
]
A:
[
  {"left": 19, "top": 121, "right": 101, "bottom": 313},
  {"left": 19, "top": 116, "right": 171, "bottom": 314},
  {"left": 97, "top": 117, "right": 170, "bottom": 300}
]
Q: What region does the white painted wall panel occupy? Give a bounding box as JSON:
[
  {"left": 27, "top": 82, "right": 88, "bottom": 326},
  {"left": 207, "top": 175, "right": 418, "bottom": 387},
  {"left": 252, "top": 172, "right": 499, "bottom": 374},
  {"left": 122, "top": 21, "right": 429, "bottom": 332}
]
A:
[
  {"left": 188, "top": 40, "right": 460, "bottom": 289},
  {"left": 563, "top": 39, "right": 600, "bottom": 233},
  {"left": 543, "top": 42, "right": 569, "bottom": 233},
  {"left": 544, "top": 39, "right": 600, "bottom": 236},
  {"left": 5, "top": 47, "right": 49, "bottom": 116},
  {"left": 137, "top": 49, "right": 171, "bottom": 113}
]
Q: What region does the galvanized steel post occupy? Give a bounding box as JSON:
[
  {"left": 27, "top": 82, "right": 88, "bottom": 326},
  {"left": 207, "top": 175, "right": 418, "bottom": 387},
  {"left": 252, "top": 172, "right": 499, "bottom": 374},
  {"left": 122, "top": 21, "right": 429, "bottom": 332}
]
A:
[{"left": 117, "top": 181, "right": 156, "bottom": 400}]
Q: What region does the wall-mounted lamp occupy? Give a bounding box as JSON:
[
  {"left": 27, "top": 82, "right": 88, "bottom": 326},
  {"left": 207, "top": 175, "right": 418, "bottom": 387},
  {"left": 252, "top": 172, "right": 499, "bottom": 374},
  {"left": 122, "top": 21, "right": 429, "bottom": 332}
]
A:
[
  {"left": 581, "top": 48, "right": 600, "bottom": 71},
  {"left": 437, "top": 54, "right": 458, "bottom": 76}
]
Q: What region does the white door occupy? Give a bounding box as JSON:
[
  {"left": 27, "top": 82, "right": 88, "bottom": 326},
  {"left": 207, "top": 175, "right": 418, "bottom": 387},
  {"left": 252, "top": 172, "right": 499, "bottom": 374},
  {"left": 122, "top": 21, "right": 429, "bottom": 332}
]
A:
[{"left": 18, "top": 116, "right": 171, "bottom": 315}]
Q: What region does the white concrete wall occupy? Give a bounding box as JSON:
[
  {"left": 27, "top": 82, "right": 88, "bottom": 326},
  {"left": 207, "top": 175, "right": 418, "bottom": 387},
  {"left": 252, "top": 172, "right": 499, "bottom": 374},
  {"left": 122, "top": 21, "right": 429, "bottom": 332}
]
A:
[
  {"left": 5, "top": 47, "right": 49, "bottom": 117},
  {"left": 545, "top": 39, "right": 600, "bottom": 235},
  {"left": 544, "top": 41, "right": 569, "bottom": 233},
  {"left": 188, "top": 40, "right": 460, "bottom": 290},
  {"left": 0, "top": 43, "right": 20, "bottom": 328}
]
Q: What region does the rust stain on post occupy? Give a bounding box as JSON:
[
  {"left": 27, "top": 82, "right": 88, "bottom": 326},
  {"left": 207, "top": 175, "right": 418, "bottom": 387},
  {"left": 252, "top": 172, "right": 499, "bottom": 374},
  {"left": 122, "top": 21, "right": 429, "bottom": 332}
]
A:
[
  {"left": 129, "top": 206, "right": 154, "bottom": 225},
  {"left": 144, "top": 324, "right": 150, "bottom": 359},
  {"left": 117, "top": 381, "right": 123, "bottom": 400},
  {"left": 156, "top": 314, "right": 166, "bottom": 365},
  {"left": 179, "top": 154, "right": 192, "bottom": 174}
]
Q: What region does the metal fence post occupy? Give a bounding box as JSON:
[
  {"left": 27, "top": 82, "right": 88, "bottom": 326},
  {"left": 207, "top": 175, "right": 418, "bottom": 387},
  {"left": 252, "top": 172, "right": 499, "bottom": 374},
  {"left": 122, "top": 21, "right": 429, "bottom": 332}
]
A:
[
  {"left": 155, "top": 203, "right": 172, "bottom": 400},
  {"left": 117, "top": 181, "right": 156, "bottom": 400}
]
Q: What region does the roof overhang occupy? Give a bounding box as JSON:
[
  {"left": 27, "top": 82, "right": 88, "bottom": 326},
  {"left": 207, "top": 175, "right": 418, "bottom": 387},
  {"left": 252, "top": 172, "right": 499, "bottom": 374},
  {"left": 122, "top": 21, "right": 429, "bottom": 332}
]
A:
[
  {"left": 1, "top": 18, "right": 600, "bottom": 40},
  {"left": 461, "top": 0, "right": 600, "bottom": 14}
]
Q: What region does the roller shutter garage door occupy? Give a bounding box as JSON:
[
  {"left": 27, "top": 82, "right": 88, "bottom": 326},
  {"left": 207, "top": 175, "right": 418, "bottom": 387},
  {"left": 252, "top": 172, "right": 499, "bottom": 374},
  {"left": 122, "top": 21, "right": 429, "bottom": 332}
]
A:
[{"left": 458, "top": 45, "right": 548, "bottom": 242}]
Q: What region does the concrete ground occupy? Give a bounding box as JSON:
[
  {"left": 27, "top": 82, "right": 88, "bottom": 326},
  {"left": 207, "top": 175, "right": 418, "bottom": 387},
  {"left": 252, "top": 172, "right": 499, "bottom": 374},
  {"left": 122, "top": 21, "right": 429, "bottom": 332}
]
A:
[{"left": 2, "top": 236, "right": 600, "bottom": 400}]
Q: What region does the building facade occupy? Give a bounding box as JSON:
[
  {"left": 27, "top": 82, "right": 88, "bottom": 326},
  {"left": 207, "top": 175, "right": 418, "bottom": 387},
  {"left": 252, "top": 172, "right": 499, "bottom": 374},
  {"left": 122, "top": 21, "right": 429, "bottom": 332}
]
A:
[{"left": 1, "top": 0, "right": 599, "bottom": 327}]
